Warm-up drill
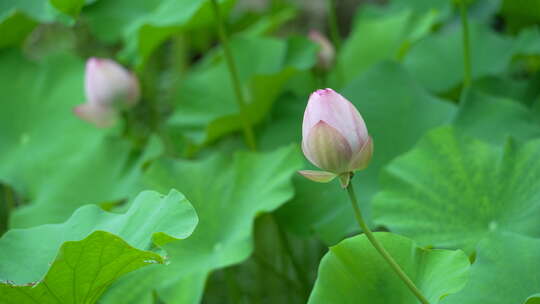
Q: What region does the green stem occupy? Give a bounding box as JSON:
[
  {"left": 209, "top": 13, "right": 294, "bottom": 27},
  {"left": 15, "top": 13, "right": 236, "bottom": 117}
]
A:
[
  {"left": 210, "top": 0, "right": 257, "bottom": 151},
  {"left": 326, "top": 0, "right": 342, "bottom": 51},
  {"left": 325, "top": 0, "right": 345, "bottom": 88},
  {"left": 459, "top": 1, "right": 472, "bottom": 88},
  {"left": 345, "top": 179, "right": 430, "bottom": 304}
]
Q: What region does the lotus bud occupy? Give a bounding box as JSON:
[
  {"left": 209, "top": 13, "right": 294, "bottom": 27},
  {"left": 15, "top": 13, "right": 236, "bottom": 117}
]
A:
[
  {"left": 74, "top": 58, "right": 140, "bottom": 127},
  {"left": 309, "top": 30, "right": 335, "bottom": 70},
  {"left": 299, "top": 88, "right": 373, "bottom": 187},
  {"left": 73, "top": 103, "right": 117, "bottom": 128}
]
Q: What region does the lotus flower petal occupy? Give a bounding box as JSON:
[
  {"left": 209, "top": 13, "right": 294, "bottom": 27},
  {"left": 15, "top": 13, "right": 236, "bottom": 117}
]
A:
[
  {"left": 298, "top": 170, "right": 337, "bottom": 183},
  {"left": 300, "top": 88, "right": 373, "bottom": 178},
  {"left": 73, "top": 103, "right": 118, "bottom": 128},
  {"left": 349, "top": 136, "right": 373, "bottom": 172},
  {"left": 303, "top": 121, "right": 352, "bottom": 173},
  {"left": 302, "top": 88, "right": 368, "bottom": 153}
]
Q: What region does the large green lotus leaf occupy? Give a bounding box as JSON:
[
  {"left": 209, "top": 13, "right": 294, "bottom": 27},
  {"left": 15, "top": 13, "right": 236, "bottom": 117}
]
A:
[
  {"left": 373, "top": 127, "right": 540, "bottom": 253},
  {"left": 0, "top": 50, "right": 159, "bottom": 228},
  {"left": 8, "top": 133, "right": 161, "bottom": 229},
  {"left": 270, "top": 62, "right": 456, "bottom": 245},
  {"left": 474, "top": 75, "right": 540, "bottom": 107},
  {"left": 0, "top": 0, "right": 82, "bottom": 48},
  {"left": 384, "top": 0, "right": 501, "bottom": 20},
  {"left": 240, "top": 6, "right": 297, "bottom": 38},
  {"left": 83, "top": 0, "right": 234, "bottom": 66},
  {"left": 259, "top": 94, "right": 305, "bottom": 150},
  {"left": 500, "top": 0, "right": 540, "bottom": 32},
  {"left": 0, "top": 190, "right": 198, "bottom": 304},
  {"left": 167, "top": 35, "right": 316, "bottom": 146},
  {"left": 442, "top": 232, "right": 540, "bottom": 304},
  {"left": 404, "top": 23, "right": 540, "bottom": 93},
  {"left": 453, "top": 88, "right": 540, "bottom": 145},
  {"left": 535, "top": 97, "right": 540, "bottom": 115},
  {"left": 309, "top": 232, "right": 470, "bottom": 304},
  {"left": 0, "top": 1, "right": 59, "bottom": 23},
  {"left": 0, "top": 12, "right": 37, "bottom": 48},
  {"left": 526, "top": 295, "right": 540, "bottom": 304},
  {"left": 386, "top": 0, "right": 451, "bottom": 14},
  {"left": 334, "top": 5, "right": 440, "bottom": 85},
  {"left": 100, "top": 146, "right": 302, "bottom": 304},
  {"left": 386, "top": 0, "right": 499, "bottom": 22},
  {"left": 512, "top": 26, "right": 540, "bottom": 54}
]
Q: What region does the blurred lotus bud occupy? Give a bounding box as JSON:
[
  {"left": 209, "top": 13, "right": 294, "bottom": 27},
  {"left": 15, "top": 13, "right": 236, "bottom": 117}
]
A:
[
  {"left": 73, "top": 103, "right": 118, "bottom": 128},
  {"left": 74, "top": 58, "right": 140, "bottom": 127},
  {"left": 309, "top": 30, "right": 335, "bottom": 70},
  {"left": 299, "top": 88, "right": 372, "bottom": 187},
  {"left": 85, "top": 58, "right": 140, "bottom": 108}
]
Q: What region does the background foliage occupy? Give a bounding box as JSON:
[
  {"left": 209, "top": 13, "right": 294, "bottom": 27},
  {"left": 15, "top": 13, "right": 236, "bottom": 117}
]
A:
[{"left": 1, "top": 0, "right": 540, "bottom": 303}]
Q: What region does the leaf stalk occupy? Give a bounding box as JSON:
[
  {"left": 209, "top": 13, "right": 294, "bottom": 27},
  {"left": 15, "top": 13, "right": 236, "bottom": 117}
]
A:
[
  {"left": 459, "top": 1, "right": 472, "bottom": 88},
  {"left": 210, "top": 0, "right": 257, "bottom": 151}
]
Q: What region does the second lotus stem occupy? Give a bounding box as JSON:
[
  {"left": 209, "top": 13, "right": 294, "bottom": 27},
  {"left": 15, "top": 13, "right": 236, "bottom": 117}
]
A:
[
  {"left": 459, "top": 0, "right": 472, "bottom": 88},
  {"left": 210, "top": 0, "right": 257, "bottom": 151}
]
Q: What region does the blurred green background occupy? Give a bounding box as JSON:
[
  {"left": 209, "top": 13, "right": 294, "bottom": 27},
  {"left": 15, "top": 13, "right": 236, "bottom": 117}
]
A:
[{"left": 1, "top": 0, "right": 540, "bottom": 303}]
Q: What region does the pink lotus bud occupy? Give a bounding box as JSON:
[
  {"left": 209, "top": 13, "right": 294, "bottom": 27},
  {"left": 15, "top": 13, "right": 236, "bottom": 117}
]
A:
[
  {"left": 74, "top": 57, "right": 140, "bottom": 127},
  {"left": 299, "top": 88, "right": 373, "bottom": 187},
  {"left": 309, "top": 30, "right": 335, "bottom": 70},
  {"left": 85, "top": 58, "right": 140, "bottom": 108}
]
